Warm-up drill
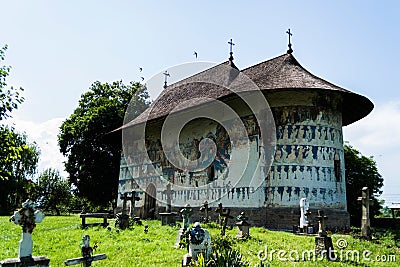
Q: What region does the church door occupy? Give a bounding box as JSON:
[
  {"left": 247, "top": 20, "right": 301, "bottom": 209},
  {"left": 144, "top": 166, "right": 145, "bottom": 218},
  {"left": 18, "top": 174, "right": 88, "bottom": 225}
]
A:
[{"left": 143, "top": 183, "right": 156, "bottom": 219}]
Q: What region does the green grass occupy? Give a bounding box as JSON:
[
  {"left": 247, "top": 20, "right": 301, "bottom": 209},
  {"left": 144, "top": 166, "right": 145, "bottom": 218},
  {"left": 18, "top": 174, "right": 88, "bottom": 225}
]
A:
[{"left": 0, "top": 215, "right": 399, "bottom": 266}]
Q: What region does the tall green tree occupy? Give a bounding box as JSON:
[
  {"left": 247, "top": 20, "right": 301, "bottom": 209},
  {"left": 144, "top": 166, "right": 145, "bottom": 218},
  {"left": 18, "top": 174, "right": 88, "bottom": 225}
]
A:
[
  {"left": 58, "top": 81, "right": 149, "bottom": 208},
  {"left": 0, "top": 127, "right": 40, "bottom": 214},
  {"left": 34, "top": 168, "right": 71, "bottom": 215},
  {"left": 344, "top": 144, "right": 383, "bottom": 225},
  {"left": 0, "top": 44, "right": 26, "bottom": 181}
]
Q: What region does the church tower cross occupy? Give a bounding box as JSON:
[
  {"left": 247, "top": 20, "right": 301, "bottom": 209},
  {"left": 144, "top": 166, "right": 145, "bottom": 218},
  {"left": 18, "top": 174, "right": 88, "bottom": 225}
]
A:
[
  {"left": 163, "top": 70, "right": 170, "bottom": 89},
  {"left": 228, "top": 38, "right": 235, "bottom": 53},
  {"left": 286, "top": 29, "right": 293, "bottom": 54},
  {"left": 227, "top": 38, "right": 236, "bottom": 63}
]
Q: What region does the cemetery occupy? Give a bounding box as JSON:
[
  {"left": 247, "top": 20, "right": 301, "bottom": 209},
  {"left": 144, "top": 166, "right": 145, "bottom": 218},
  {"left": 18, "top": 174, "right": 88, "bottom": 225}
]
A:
[{"left": 0, "top": 198, "right": 399, "bottom": 266}]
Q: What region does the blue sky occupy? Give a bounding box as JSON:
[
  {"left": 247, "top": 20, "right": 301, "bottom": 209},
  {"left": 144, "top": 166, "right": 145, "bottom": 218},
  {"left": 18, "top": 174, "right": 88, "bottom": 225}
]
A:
[{"left": 1, "top": 1, "right": 399, "bottom": 204}]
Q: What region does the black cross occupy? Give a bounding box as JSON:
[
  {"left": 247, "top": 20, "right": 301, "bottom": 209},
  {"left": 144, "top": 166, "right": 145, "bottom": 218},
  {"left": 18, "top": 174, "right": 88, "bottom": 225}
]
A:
[
  {"left": 286, "top": 29, "right": 292, "bottom": 45},
  {"left": 228, "top": 39, "right": 235, "bottom": 53},
  {"left": 286, "top": 29, "right": 293, "bottom": 54},
  {"left": 163, "top": 70, "right": 170, "bottom": 88}
]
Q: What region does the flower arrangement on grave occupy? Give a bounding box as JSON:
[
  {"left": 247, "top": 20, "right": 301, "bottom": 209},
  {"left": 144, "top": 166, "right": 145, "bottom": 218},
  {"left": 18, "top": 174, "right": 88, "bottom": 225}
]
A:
[
  {"left": 189, "top": 225, "right": 206, "bottom": 245},
  {"left": 10, "top": 199, "right": 44, "bottom": 234}
]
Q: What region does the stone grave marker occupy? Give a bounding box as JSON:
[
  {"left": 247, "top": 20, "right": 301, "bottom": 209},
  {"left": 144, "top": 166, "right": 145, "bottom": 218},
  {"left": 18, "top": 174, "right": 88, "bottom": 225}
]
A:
[
  {"left": 299, "top": 198, "right": 309, "bottom": 232},
  {"left": 357, "top": 187, "right": 373, "bottom": 239},
  {"left": 159, "top": 183, "right": 177, "bottom": 226},
  {"left": 173, "top": 204, "right": 193, "bottom": 248},
  {"left": 314, "top": 210, "right": 335, "bottom": 260},
  {"left": 305, "top": 208, "right": 315, "bottom": 234},
  {"left": 199, "top": 200, "right": 211, "bottom": 223},
  {"left": 1, "top": 199, "right": 49, "bottom": 267},
  {"left": 115, "top": 191, "right": 140, "bottom": 229},
  {"left": 236, "top": 212, "right": 250, "bottom": 239},
  {"left": 64, "top": 235, "right": 106, "bottom": 267},
  {"left": 182, "top": 222, "right": 212, "bottom": 267},
  {"left": 180, "top": 204, "right": 193, "bottom": 230}
]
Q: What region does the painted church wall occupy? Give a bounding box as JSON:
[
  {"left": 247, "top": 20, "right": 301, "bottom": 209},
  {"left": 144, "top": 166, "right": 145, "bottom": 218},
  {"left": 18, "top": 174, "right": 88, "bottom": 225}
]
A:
[
  {"left": 265, "top": 90, "right": 347, "bottom": 209},
  {"left": 118, "top": 102, "right": 269, "bottom": 209},
  {"left": 117, "top": 89, "right": 348, "bottom": 211}
]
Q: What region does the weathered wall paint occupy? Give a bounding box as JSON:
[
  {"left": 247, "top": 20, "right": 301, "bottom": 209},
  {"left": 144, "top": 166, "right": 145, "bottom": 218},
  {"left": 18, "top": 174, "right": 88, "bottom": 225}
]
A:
[
  {"left": 117, "top": 90, "right": 347, "bottom": 214},
  {"left": 266, "top": 90, "right": 346, "bottom": 209},
  {"left": 118, "top": 111, "right": 268, "bottom": 209}
]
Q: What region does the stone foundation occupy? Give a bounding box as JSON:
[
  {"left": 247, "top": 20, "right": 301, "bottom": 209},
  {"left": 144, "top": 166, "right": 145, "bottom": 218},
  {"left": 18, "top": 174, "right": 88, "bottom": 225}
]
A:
[{"left": 150, "top": 206, "right": 350, "bottom": 230}]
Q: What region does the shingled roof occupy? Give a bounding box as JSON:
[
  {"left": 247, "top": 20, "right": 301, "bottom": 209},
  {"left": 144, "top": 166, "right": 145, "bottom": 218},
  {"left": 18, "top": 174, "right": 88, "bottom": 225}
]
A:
[
  {"left": 242, "top": 53, "right": 373, "bottom": 126},
  {"left": 124, "top": 53, "right": 373, "bottom": 128}
]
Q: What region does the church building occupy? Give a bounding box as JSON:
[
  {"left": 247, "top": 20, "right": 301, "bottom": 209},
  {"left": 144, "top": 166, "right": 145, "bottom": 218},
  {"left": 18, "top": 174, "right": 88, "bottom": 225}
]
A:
[{"left": 117, "top": 35, "right": 373, "bottom": 229}]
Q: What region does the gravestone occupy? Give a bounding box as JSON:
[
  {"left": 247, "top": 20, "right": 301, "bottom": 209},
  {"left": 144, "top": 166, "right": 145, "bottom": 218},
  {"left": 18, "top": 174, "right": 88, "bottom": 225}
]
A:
[
  {"left": 236, "top": 212, "right": 250, "bottom": 239},
  {"left": 1, "top": 199, "right": 49, "bottom": 267},
  {"left": 182, "top": 222, "right": 212, "bottom": 267},
  {"left": 299, "top": 198, "right": 309, "bottom": 232},
  {"left": 199, "top": 201, "right": 211, "bottom": 223},
  {"left": 115, "top": 191, "right": 140, "bottom": 229},
  {"left": 305, "top": 209, "right": 315, "bottom": 234},
  {"left": 314, "top": 210, "right": 335, "bottom": 260},
  {"left": 173, "top": 204, "right": 193, "bottom": 248},
  {"left": 357, "top": 187, "right": 373, "bottom": 239},
  {"left": 115, "top": 193, "right": 130, "bottom": 229},
  {"left": 159, "top": 183, "right": 177, "bottom": 226},
  {"left": 215, "top": 203, "right": 233, "bottom": 236},
  {"left": 64, "top": 235, "right": 107, "bottom": 267},
  {"left": 180, "top": 204, "right": 193, "bottom": 230}
]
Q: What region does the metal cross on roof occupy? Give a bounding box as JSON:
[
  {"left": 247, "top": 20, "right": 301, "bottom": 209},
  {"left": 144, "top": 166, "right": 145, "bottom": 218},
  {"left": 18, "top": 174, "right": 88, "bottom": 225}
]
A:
[
  {"left": 286, "top": 29, "right": 293, "bottom": 54},
  {"left": 228, "top": 39, "right": 235, "bottom": 53},
  {"left": 163, "top": 70, "right": 170, "bottom": 89}
]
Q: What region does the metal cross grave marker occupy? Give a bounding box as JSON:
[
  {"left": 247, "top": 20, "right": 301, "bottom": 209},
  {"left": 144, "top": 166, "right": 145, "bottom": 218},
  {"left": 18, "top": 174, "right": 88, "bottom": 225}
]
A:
[{"left": 64, "top": 235, "right": 106, "bottom": 267}]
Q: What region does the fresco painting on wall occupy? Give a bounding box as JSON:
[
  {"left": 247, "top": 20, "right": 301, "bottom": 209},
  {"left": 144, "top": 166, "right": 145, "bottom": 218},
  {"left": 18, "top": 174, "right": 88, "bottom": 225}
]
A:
[
  {"left": 265, "top": 105, "right": 346, "bottom": 208},
  {"left": 118, "top": 114, "right": 263, "bottom": 207}
]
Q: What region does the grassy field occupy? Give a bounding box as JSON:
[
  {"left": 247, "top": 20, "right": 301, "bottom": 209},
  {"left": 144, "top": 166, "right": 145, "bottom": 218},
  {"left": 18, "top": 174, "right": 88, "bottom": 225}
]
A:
[{"left": 0, "top": 215, "right": 399, "bottom": 266}]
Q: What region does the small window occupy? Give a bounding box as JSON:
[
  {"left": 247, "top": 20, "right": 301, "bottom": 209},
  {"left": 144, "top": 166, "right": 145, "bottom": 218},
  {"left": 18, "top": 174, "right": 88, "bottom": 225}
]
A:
[
  {"left": 208, "top": 163, "right": 215, "bottom": 182},
  {"left": 334, "top": 154, "right": 341, "bottom": 182}
]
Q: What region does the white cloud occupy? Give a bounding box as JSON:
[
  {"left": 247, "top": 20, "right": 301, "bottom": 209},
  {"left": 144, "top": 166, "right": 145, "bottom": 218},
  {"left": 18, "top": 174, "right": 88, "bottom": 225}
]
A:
[
  {"left": 5, "top": 117, "right": 67, "bottom": 178},
  {"left": 344, "top": 100, "right": 400, "bottom": 204}
]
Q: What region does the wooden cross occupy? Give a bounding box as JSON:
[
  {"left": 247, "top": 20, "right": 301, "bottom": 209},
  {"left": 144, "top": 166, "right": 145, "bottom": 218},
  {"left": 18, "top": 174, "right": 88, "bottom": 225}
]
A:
[
  {"left": 163, "top": 183, "right": 175, "bottom": 213},
  {"left": 316, "top": 210, "right": 328, "bottom": 237},
  {"left": 215, "top": 203, "right": 224, "bottom": 226},
  {"left": 199, "top": 200, "right": 211, "bottom": 223},
  {"left": 163, "top": 70, "right": 170, "bottom": 89},
  {"left": 65, "top": 235, "right": 107, "bottom": 267},
  {"left": 357, "top": 187, "right": 373, "bottom": 238},
  {"left": 215, "top": 203, "right": 233, "bottom": 236},
  {"left": 286, "top": 29, "right": 293, "bottom": 54},
  {"left": 228, "top": 39, "right": 235, "bottom": 53}
]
